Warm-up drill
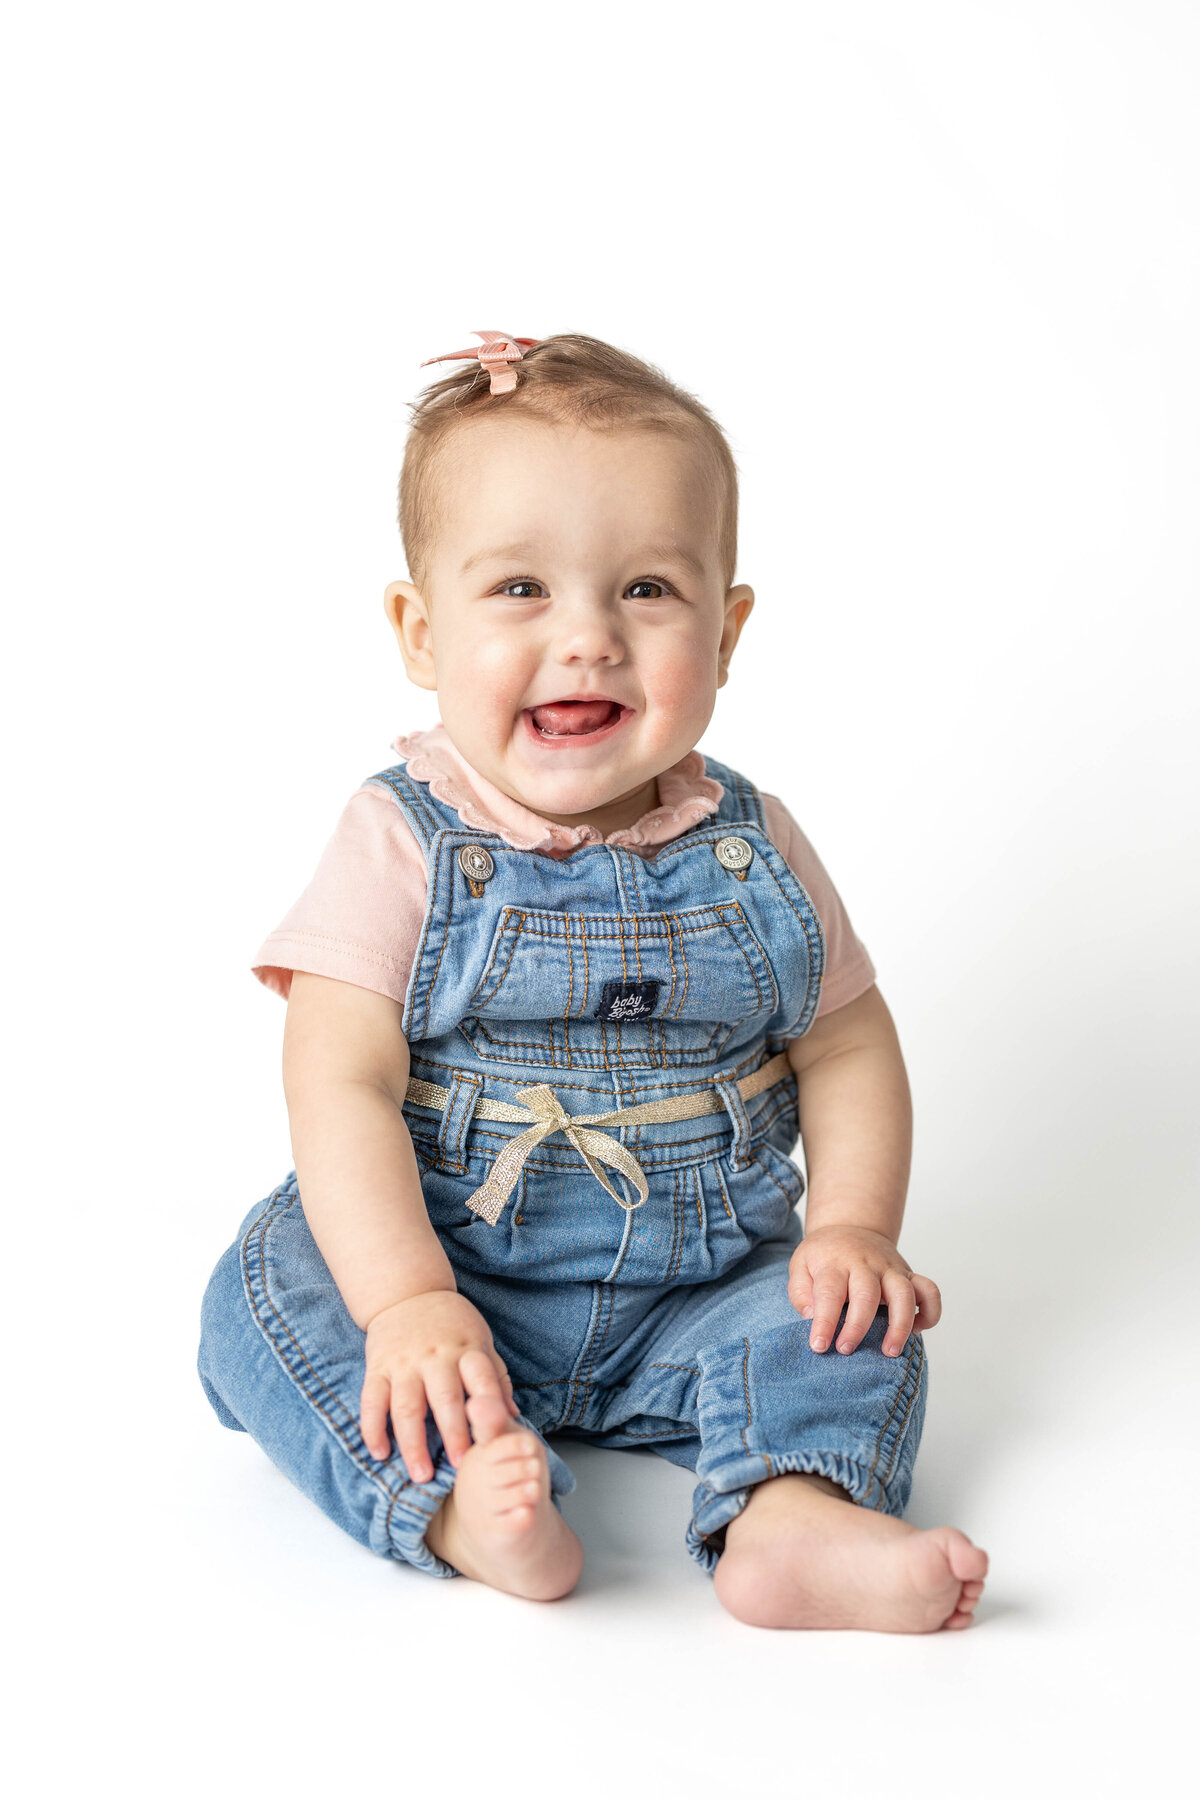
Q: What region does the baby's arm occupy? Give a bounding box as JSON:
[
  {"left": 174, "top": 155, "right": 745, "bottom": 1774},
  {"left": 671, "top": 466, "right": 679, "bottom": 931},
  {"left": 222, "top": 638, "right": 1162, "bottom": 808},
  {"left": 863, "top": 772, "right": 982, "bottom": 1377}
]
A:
[
  {"left": 282, "top": 971, "right": 518, "bottom": 1475},
  {"left": 785, "top": 984, "right": 943, "bottom": 1357}
]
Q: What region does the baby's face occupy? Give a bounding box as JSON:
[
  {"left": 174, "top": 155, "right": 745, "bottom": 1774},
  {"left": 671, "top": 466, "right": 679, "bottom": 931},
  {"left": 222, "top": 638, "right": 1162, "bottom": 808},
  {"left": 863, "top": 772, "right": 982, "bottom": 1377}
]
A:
[{"left": 387, "top": 418, "right": 753, "bottom": 829}]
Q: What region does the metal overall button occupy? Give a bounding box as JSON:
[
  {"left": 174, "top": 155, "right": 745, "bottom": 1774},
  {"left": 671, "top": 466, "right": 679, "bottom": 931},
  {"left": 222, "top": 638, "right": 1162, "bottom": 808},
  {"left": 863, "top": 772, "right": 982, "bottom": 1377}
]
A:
[
  {"left": 714, "top": 835, "right": 753, "bottom": 880},
  {"left": 457, "top": 844, "right": 495, "bottom": 897}
]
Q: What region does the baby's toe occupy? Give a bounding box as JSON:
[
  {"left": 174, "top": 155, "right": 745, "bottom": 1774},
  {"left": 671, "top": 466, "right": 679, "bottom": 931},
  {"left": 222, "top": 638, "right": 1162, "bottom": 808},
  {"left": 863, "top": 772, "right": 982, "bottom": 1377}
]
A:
[
  {"left": 942, "top": 1530, "right": 988, "bottom": 1584},
  {"left": 481, "top": 1428, "right": 543, "bottom": 1465}
]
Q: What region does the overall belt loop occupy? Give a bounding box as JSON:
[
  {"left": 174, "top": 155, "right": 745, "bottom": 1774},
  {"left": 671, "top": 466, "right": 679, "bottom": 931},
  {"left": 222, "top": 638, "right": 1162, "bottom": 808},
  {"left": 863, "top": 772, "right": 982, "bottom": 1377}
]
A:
[
  {"left": 712, "top": 1071, "right": 755, "bottom": 1172},
  {"left": 436, "top": 1071, "right": 483, "bottom": 1174}
]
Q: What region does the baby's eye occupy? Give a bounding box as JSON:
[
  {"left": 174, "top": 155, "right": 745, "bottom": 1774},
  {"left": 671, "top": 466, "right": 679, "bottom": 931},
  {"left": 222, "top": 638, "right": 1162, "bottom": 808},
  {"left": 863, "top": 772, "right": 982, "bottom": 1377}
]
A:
[
  {"left": 627, "top": 579, "right": 674, "bottom": 600},
  {"left": 497, "top": 579, "right": 545, "bottom": 599}
]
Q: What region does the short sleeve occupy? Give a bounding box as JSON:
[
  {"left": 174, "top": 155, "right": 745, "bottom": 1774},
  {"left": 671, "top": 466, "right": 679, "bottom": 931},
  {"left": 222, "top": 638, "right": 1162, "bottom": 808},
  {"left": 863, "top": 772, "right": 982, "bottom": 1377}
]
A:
[
  {"left": 760, "top": 794, "right": 877, "bottom": 1018},
  {"left": 251, "top": 786, "right": 430, "bottom": 1005}
]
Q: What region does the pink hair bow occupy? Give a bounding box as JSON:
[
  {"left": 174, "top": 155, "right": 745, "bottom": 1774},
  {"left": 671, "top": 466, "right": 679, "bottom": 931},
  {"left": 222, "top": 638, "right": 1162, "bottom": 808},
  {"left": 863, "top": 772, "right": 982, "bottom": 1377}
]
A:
[{"left": 420, "top": 329, "right": 541, "bottom": 394}]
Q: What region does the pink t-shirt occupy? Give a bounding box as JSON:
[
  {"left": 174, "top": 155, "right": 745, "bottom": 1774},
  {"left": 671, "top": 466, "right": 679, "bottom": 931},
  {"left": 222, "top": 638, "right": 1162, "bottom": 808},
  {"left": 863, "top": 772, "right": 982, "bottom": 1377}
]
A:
[{"left": 253, "top": 725, "right": 877, "bottom": 1021}]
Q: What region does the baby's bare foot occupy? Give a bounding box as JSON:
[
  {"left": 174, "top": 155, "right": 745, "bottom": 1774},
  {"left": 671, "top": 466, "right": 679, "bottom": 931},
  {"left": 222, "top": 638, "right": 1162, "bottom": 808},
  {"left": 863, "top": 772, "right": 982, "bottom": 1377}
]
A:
[
  {"left": 714, "top": 1471, "right": 988, "bottom": 1633},
  {"left": 424, "top": 1358, "right": 583, "bottom": 1601}
]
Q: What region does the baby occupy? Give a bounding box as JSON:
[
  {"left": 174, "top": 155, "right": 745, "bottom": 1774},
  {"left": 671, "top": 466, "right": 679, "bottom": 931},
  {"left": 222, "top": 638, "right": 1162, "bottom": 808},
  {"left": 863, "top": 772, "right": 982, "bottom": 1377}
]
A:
[{"left": 199, "top": 330, "right": 988, "bottom": 1631}]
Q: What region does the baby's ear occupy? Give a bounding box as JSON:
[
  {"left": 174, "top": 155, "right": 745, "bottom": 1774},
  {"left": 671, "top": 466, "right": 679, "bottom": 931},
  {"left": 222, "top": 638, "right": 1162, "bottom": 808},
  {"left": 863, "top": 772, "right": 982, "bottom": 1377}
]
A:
[
  {"left": 384, "top": 580, "right": 437, "bottom": 690},
  {"left": 717, "top": 583, "right": 754, "bottom": 686}
]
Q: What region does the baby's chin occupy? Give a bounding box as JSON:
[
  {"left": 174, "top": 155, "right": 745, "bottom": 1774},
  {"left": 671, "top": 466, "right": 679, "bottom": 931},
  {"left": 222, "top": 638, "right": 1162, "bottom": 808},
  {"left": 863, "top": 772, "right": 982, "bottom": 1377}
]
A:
[{"left": 502, "top": 760, "right": 646, "bottom": 822}]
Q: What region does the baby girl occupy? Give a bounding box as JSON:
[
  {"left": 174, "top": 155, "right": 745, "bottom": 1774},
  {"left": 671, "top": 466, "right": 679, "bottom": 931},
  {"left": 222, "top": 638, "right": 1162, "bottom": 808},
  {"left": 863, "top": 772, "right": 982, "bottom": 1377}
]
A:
[{"left": 198, "top": 330, "right": 988, "bottom": 1631}]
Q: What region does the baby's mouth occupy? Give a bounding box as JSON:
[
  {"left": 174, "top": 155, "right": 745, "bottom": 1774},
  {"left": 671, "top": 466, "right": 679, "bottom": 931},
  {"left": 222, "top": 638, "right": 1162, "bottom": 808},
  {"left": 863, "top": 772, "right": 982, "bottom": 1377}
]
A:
[{"left": 527, "top": 699, "right": 624, "bottom": 737}]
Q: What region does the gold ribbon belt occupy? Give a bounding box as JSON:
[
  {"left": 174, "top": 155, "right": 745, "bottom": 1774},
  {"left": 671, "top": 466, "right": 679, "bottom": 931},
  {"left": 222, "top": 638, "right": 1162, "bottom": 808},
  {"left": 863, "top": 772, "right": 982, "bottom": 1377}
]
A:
[{"left": 404, "top": 1052, "right": 794, "bottom": 1227}]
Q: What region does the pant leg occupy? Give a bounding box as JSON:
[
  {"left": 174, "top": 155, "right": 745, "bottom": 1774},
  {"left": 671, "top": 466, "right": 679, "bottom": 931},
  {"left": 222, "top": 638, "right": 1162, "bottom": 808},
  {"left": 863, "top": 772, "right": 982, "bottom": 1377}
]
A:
[
  {"left": 196, "top": 1173, "right": 577, "bottom": 1577},
  {"left": 571, "top": 1211, "right": 929, "bottom": 1574}
]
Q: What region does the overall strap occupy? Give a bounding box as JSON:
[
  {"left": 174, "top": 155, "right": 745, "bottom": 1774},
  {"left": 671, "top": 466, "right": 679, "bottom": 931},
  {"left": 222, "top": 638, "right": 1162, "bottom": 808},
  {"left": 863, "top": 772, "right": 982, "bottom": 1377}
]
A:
[
  {"left": 700, "top": 755, "right": 767, "bottom": 831},
  {"left": 362, "top": 758, "right": 452, "bottom": 857}
]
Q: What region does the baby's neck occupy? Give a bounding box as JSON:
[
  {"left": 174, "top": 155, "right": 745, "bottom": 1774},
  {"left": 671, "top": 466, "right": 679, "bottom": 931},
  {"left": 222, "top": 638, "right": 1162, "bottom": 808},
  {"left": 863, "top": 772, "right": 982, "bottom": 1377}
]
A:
[{"left": 533, "top": 776, "right": 660, "bottom": 838}]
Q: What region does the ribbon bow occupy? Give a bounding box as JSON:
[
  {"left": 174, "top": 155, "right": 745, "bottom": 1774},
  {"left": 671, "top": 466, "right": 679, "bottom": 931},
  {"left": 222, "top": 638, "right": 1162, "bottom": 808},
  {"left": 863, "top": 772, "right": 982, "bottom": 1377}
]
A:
[
  {"left": 465, "top": 1085, "right": 651, "bottom": 1226},
  {"left": 420, "top": 329, "right": 541, "bottom": 394}
]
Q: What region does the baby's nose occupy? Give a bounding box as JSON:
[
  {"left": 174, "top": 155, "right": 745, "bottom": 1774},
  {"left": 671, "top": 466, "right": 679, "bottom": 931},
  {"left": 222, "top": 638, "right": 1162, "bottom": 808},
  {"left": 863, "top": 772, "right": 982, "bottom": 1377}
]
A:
[{"left": 553, "top": 597, "right": 627, "bottom": 664}]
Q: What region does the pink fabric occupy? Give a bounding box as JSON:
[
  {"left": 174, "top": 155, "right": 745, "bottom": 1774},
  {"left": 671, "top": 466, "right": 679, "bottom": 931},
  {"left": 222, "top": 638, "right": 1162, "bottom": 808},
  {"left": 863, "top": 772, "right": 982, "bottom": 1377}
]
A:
[
  {"left": 253, "top": 726, "right": 877, "bottom": 1020},
  {"left": 419, "top": 330, "right": 540, "bottom": 395},
  {"left": 391, "top": 725, "right": 725, "bottom": 852}
]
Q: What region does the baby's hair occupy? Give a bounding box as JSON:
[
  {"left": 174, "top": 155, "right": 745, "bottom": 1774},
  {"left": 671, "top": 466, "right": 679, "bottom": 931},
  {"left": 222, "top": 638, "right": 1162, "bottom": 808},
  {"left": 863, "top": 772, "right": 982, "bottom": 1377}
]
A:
[{"left": 398, "top": 333, "right": 739, "bottom": 592}]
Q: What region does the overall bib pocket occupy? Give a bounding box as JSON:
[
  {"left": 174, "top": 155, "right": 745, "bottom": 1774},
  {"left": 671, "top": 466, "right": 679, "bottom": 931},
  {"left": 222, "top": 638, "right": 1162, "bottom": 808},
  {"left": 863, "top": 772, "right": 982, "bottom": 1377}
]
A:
[{"left": 462, "top": 902, "right": 778, "bottom": 1070}]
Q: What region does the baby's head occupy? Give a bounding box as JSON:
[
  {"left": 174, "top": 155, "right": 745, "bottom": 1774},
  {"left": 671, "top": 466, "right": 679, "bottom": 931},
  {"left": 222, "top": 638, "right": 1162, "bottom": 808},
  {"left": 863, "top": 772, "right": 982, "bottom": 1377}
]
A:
[{"left": 385, "top": 334, "right": 754, "bottom": 831}]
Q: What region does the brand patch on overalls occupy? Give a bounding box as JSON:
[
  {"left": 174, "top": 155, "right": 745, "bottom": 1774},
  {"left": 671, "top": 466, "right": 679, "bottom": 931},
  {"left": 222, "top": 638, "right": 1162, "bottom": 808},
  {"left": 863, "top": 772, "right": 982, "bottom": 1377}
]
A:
[{"left": 595, "top": 978, "right": 661, "bottom": 1023}]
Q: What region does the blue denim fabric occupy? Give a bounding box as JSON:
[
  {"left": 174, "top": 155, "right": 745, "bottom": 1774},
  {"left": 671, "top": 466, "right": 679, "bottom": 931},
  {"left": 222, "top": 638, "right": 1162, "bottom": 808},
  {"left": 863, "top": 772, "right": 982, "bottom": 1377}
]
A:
[{"left": 199, "top": 755, "right": 928, "bottom": 1577}]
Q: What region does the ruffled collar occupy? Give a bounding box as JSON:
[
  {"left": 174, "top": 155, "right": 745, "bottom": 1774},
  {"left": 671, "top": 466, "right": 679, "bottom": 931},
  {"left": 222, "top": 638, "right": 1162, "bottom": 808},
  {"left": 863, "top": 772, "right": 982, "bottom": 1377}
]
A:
[{"left": 389, "top": 723, "right": 723, "bottom": 855}]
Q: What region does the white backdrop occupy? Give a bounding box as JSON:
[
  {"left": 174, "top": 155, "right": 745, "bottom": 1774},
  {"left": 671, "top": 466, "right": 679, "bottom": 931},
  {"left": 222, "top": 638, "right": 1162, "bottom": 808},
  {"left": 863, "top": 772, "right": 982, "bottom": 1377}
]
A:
[{"left": 5, "top": 2, "right": 1197, "bottom": 1795}]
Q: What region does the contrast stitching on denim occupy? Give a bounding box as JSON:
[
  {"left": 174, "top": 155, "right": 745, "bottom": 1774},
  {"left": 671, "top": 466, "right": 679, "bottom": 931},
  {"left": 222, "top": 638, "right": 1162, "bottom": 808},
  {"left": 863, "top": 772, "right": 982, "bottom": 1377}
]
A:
[
  {"left": 734, "top": 771, "right": 765, "bottom": 828},
  {"left": 421, "top": 844, "right": 457, "bottom": 1037},
  {"left": 739, "top": 1335, "right": 773, "bottom": 1478},
  {"left": 718, "top": 913, "right": 768, "bottom": 1016},
  {"left": 712, "top": 1159, "right": 735, "bottom": 1220},
  {"left": 409, "top": 1121, "right": 740, "bottom": 1159},
  {"left": 655, "top": 920, "right": 676, "bottom": 1032},
  {"left": 752, "top": 1147, "right": 798, "bottom": 1203},
  {"left": 479, "top": 913, "right": 525, "bottom": 1007},
  {"left": 676, "top": 922, "right": 691, "bottom": 1018},
  {"left": 757, "top": 863, "right": 826, "bottom": 1034},
  {"left": 614, "top": 921, "right": 627, "bottom": 1057},
  {"left": 666, "top": 1167, "right": 682, "bottom": 1282},
  {"left": 443, "top": 1071, "right": 482, "bottom": 1173},
  {"left": 647, "top": 1361, "right": 702, "bottom": 1376},
  {"left": 484, "top": 904, "right": 743, "bottom": 936},
  {"left": 664, "top": 1168, "right": 682, "bottom": 1284},
  {"left": 865, "top": 1333, "right": 922, "bottom": 1510},
  {"left": 565, "top": 1283, "right": 613, "bottom": 1427},
  {"left": 241, "top": 1192, "right": 413, "bottom": 1520},
  {"left": 365, "top": 769, "right": 436, "bottom": 851},
  {"left": 460, "top": 1023, "right": 731, "bottom": 1066},
  {"left": 612, "top": 1426, "right": 697, "bottom": 1441},
  {"left": 578, "top": 917, "right": 590, "bottom": 1017},
  {"left": 471, "top": 910, "right": 516, "bottom": 1004},
  {"left": 581, "top": 1282, "right": 618, "bottom": 1419},
  {"left": 408, "top": 1127, "right": 744, "bottom": 1184},
  {"left": 409, "top": 1056, "right": 611, "bottom": 1095},
  {"left": 875, "top": 1336, "right": 925, "bottom": 1501},
  {"left": 562, "top": 1286, "right": 601, "bottom": 1426},
  {"left": 409, "top": 1047, "right": 777, "bottom": 1106},
  {"left": 652, "top": 832, "right": 766, "bottom": 869},
  {"left": 563, "top": 926, "right": 575, "bottom": 1024},
  {"left": 407, "top": 837, "right": 443, "bottom": 1037},
  {"left": 389, "top": 763, "right": 444, "bottom": 842}
]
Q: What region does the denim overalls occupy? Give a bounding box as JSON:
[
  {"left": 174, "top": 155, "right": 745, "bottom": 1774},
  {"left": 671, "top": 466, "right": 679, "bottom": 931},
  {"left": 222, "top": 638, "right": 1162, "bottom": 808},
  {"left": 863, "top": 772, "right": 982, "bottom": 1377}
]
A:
[{"left": 198, "top": 754, "right": 927, "bottom": 1578}]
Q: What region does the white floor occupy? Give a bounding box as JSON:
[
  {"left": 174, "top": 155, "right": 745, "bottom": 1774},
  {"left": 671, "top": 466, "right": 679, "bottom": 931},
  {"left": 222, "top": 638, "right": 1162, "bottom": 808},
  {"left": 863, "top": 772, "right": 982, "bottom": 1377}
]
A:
[{"left": 24, "top": 1226, "right": 1194, "bottom": 1798}]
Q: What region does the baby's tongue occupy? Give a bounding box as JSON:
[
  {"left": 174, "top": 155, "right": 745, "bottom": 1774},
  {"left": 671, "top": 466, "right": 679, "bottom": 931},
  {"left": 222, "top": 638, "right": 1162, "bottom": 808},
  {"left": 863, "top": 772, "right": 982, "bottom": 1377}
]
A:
[{"left": 530, "top": 699, "right": 618, "bottom": 736}]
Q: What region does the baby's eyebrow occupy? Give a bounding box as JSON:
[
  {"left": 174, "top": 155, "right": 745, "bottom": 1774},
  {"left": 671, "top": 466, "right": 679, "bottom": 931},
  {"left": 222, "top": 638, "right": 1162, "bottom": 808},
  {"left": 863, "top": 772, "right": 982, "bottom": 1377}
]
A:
[
  {"left": 459, "top": 541, "right": 709, "bottom": 578},
  {"left": 460, "top": 542, "right": 540, "bottom": 574}
]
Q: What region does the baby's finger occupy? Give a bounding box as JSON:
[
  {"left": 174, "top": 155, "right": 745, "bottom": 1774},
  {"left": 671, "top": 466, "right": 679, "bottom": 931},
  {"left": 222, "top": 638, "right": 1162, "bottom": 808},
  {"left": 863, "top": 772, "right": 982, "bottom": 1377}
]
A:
[
  {"left": 360, "top": 1371, "right": 394, "bottom": 1462},
  {"left": 808, "top": 1266, "right": 848, "bottom": 1353},
  {"left": 425, "top": 1370, "right": 472, "bottom": 1468},
  {"left": 388, "top": 1376, "right": 435, "bottom": 1483},
  {"left": 880, "top": 1269, "right": 917, "bottom": 1356},
  {"left": 786, "top": 1258, "right": 815, "bottom": 1320},
  {"left": 911, "top": 1274, "right": 942, "bottom": 1330},
  {"left": 835, "top": 1271, "right": 882, "bottom": 1354}
]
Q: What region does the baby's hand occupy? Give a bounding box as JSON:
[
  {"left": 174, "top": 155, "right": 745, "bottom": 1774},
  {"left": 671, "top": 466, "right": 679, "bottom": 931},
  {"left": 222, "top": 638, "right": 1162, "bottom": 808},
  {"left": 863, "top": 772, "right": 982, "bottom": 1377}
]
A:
[
  {"left": 787, "top": 1225, "right": 942, "bottom": 1358},
  {"left": 360, "top": 1290, "right": 520, "bottom": 1479}
]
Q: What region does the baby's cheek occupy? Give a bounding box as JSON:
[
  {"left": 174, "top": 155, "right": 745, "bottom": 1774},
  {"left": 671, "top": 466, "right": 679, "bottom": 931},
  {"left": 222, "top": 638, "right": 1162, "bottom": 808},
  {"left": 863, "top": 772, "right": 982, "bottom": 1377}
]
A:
[{"left": 646, "top": 645, "right": 720, "bottom": 738}]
